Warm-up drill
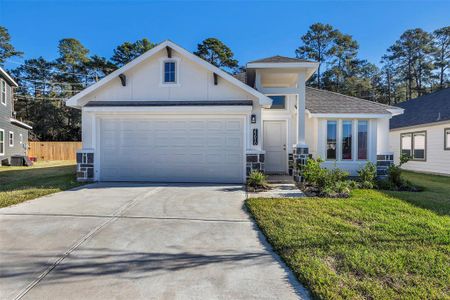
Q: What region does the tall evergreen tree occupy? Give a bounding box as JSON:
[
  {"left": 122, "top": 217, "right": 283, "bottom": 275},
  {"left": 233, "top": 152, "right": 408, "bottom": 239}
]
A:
[
  {"left": 385, "top": 28, "right": 435, "bottom": 99},
  {"left": 86, "top": 55, "right": 117, "bottom": 82},
  {"left": 433, "top": 26, "right": 450, "bottom": 89},
  {"left": 296, "top": 23, "right": 337, "bottom": 88},
  {"left": 194, "top": 38, "right": 239, "bottom": 72},
  {"left": 111, "top": 38, "right": 155, "bottom": 67},
  {"left": 0, "top": 26, "right": 23, "bottom": 66},
  {"left": 323, "top": 32, "right": 359, "bottom": 92}
]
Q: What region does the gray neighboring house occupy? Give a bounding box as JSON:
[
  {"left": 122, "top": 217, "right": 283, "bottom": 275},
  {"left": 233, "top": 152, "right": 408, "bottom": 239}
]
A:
[
  {"left": 0, "top": 67, "right": 32, "bottom": 165},
  {"left": 389, "top": 87, "right": 450, "bottom": 175}
]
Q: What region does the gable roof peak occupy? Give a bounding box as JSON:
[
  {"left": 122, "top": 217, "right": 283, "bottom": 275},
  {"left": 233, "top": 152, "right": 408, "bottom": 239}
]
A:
[{"left": 248, "top": 55, "right": 315, "bottom": 64}]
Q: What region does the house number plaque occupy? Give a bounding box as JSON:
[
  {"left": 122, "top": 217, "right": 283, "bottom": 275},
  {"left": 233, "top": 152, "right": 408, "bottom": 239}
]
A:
[{"left": 253, "top": 129, "right": 258, "bottom": 145}]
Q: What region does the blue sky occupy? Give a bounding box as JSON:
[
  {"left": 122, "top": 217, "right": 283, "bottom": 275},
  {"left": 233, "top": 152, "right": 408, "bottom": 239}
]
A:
[{"left": 1, "top": 0, "right": 449, "bottom": 70}]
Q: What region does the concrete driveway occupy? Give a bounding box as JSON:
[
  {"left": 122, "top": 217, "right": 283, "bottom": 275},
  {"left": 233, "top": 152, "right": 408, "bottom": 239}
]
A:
[{"left": 0, "top": 183, "right": 309, "bottom": 300}]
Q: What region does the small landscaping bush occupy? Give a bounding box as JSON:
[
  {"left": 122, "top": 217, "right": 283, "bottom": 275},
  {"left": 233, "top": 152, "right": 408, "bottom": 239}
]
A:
[
  {"left": 378, "top": 154, "right": 421, "bottom": 192},
  {"left": 357, "top": 162, "right": 377, "bottom": 189},
  {"left": 301, "top": 158, "right": 353, "bottom": 198},
  {"left": 247, "top": 171, "right": 269, "bottom": 191}
]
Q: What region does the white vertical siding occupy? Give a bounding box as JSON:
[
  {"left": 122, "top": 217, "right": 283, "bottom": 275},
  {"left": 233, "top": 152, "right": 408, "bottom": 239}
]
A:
[{"left": 390, "top": 122, "right": 450, "bottom": 175}]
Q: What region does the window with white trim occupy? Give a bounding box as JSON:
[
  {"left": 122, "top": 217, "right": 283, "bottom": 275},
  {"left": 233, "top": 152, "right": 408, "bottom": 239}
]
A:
[
  {"left": 20, "top": 133, "right": 23, "bottom": 145},
  {"left": 401, "top": 131, "right": 426, "bottom": 161},
  {"left": 1, "top": 80, "right": 6, "bottom": 106},
  {"left": 326, "top": 121, "right": 337, "bottom": 160},
  {"left": 9, "top": 131, "right": 14, "bottom": 147},
  {"left": 445, "top": 128, "right": 450, "bottom": 151},
  {"left": 163, "top": 61, "right": 176, "bottom": 83},
  {"left": 342, "top": 120, "right": 353, "bottom": 160},
  {"left": 325, "top": 119, "right": 370, "bottom": 161},
  {"left": 0, "top": 129, "right": 4, "bottom": 155},
  {"left": 357, "top": 120, "right": 368, "bottom": 160}
]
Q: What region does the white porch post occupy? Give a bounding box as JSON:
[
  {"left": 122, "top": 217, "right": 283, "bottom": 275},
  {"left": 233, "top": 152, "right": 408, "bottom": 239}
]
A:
[{"left": 296, "top": 72, "right": 307, "bottom": 147}]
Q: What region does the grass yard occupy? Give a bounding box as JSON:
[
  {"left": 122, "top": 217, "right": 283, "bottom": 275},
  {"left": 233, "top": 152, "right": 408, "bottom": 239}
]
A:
[
  {"left": 246, "top": 171, "right": 450, "bottom": 299},
  {"left": 0, "top": 161, "right": 83, "bottom": 208}
]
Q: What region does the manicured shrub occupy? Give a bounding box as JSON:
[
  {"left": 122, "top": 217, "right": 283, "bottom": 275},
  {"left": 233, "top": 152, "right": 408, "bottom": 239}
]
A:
[
  {"left": 247, "top": 171, "right": 269, "bottom": 191},
  {"left": 301, "top": 158, "right": 353, "bottom": 198}
]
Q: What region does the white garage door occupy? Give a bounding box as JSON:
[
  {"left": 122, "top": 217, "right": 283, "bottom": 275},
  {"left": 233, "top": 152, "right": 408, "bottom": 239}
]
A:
[{"left": 99, "top": 116, "right": 245, "bottom": 183}]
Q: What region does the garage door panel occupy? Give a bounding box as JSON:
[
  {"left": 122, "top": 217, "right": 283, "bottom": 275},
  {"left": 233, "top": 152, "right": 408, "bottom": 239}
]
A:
[{"left": 99, "top": 116, "right": 244, "bottom": 183}]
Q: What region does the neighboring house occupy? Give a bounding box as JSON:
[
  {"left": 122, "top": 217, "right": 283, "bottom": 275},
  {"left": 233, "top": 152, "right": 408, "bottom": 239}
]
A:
[
  {"left": 0, "top": 67, "right": 32, "bottom": 165},
  {"left": 390, "top": 88, "right": 450, "bottom": 176},
  {"left": 67, "top": 40, "right": 403, "bottom": 183}
]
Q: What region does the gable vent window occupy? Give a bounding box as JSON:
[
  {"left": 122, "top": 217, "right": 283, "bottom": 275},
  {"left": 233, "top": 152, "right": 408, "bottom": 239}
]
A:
[
  {"left": 1, "top": 80, "right": 6, "bottom": 106},
  {"left": 164, "top": 61, "right": 176, "bottom": 83}
]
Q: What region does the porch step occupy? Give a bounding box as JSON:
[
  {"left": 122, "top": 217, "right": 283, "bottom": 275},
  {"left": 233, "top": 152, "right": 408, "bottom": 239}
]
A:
[{"left": 267, "top": 175, "right": 294, "bottom": 184}]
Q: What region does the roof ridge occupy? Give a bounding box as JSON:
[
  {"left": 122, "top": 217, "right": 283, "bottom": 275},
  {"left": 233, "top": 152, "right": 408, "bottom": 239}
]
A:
[
  {"left": 397, "top": 87, "right": 450, "bottom": 105},
  {"left": 306, "top": 86, "right": 397, "bottom": 110}
]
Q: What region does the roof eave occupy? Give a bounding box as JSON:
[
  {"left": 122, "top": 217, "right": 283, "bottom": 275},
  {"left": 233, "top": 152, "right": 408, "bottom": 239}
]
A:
[{"left": 0, "top": 67, "right": 19, "bottom": 87}]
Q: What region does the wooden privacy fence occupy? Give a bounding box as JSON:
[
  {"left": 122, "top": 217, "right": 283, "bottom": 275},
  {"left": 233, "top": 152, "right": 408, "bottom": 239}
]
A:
[{"left": 29, "top": 141, "right": 82, "bottom": 161}]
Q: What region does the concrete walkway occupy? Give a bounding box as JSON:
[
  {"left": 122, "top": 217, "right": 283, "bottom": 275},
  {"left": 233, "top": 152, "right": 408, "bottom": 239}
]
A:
[
  {"left": 248, "top": 175, "right": 305, "bottom": 199},
  {"left": 0, "top": 183, "right": 309, "bottom": 300}
]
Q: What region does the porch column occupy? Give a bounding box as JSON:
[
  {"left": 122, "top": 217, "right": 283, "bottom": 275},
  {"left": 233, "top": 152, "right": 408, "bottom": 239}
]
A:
[
  {"left": 292, "top": 71, "right": 309, "bottom": 182},
  {"left": 296, "top": 72, "right": 307, "bottom": 147}
]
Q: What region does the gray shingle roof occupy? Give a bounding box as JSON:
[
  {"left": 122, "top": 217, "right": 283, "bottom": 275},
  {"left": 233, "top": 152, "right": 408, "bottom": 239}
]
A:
[
  {"left": 306, "top": 87, "right": 397, "bottom": 114},
  {"left": 248, "top": 55, "right": 314, "bottom": 64},
  {"left": 390, "top": 88, "right": 450, "bottom": 129}
]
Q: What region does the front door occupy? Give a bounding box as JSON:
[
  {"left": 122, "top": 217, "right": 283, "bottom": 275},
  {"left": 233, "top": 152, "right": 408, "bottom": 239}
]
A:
[{"left": 263, "top": 121, "right": 287, "bottom": 174}]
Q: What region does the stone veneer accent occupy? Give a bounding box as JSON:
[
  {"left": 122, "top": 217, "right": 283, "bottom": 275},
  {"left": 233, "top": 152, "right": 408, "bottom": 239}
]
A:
[
  {"left": 76, "top": 150, "right": 94, "bottom": 182},
  {"left": 292, "top": 146, "right": 310, "bottom": 182},
  {"left": 376, "top": 154, "right": 394, "bottom": 177},
  {"left": 246, "top": 153, "right": 265, "bottom": 176}
]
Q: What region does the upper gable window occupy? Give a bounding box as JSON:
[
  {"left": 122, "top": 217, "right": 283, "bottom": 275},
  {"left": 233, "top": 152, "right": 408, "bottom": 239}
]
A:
[
  {"left": 163, "top": 61, "right": 177, "bottom": 84},
  {"left": 1, "top": 80, "right": 6, "bottom": 106},
  {"left": 268, "top": 95, "right": 286, "bottom": 109}
]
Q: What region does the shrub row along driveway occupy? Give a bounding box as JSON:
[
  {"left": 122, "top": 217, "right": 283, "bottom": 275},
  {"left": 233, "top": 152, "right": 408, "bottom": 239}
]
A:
[{"left": 0, "top": 183, "right": 307, "bottom": 299}]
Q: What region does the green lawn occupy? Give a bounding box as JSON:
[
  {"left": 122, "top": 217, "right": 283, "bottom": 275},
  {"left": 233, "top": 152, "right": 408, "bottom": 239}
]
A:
[
  {"left": 246, "top": 172, "right": 450, "bottom": 300},
  {"left": 0, "top": 161, "right": 84, "bottom": 208}
]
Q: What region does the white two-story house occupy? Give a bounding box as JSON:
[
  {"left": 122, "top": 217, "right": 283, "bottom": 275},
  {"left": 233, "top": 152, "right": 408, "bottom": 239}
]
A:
[{"left": 67, "top": 40, "right": 403, "bottom": 183}]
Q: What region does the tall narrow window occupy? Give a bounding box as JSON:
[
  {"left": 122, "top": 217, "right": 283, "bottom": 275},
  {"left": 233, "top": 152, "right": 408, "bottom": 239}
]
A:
[
  {"left": 1, "top": 80, "right": 6, "bottom": 105},
  {"left": 445, "top": 128, "right": 450, "bottom": 150},
  {"left": 401, "top": 133, "right": 412, "bottom": 157},
  {"left": 326, "top": 121, "right": 337, "bottom": 160},
  {"left": 358, "top": 120, "right": 368, "bottom": 160},
  {"left": 0, "top": 129, "right": 4, "bottom": 155},
  {"left": 9, "top": 131, "right": 13, "bottom": 147},
  {"left": 413, "top": 132, "right": 426, "bottom": 160},
  {"left": 164, "top": 61, "right": 176, "bottom": 83},
  {"left": 20, "top": 133, "right": 23, "bottom": 145},
  {"left": 342, "top": 120, "right": 352, "bottom": 160}
]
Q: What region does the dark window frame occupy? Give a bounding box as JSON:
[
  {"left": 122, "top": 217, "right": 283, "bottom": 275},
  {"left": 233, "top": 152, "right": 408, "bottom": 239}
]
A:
[
  {"left": 445, "top": 128, "right": 450, "bottom": 151},
  {"left": 400, "top": 130, "right": 427, "bottom": 161}
]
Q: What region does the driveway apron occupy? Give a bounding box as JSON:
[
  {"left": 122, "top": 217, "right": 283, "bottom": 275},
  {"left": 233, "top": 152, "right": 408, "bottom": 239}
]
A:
[{"left": 0, "top": 183, "right": 309, "bottom": 300}]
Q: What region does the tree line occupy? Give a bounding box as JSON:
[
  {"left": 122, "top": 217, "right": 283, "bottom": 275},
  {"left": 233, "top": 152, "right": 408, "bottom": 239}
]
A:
[{"left": 0, "top": 23, "right": 448, "bottom": 141}]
